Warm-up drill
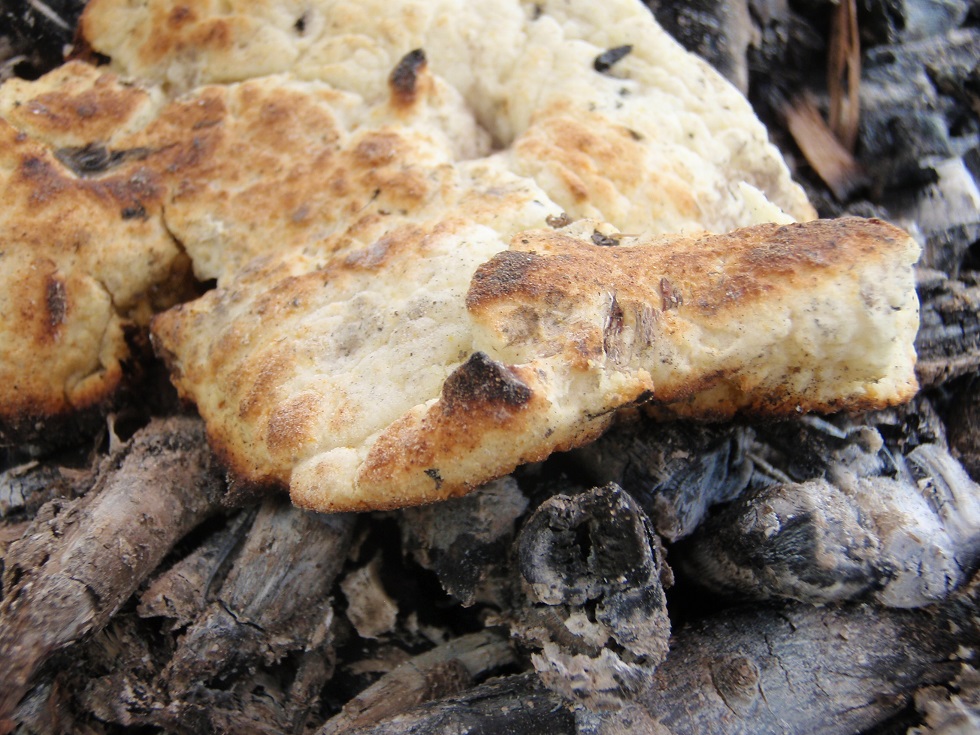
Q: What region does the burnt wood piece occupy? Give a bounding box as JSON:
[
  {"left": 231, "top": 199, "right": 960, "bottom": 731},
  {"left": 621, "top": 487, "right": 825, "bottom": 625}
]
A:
[
  {"left": 0, "top": 417, "right": 224, "bottom": 722},
  {"left": 0, "top": 455, "right": 97, "bottom": 524},
  {"left": 915, "top": 269, "right": 980, "bottom": 387},
  {"left": 155, "top": 496, "right": 354, "bottom": 731},
  {"left": 858, "top": 0, "right": 970, "bottom": 46},
  {"left": 344, "top": 672, "right": 576, "bottom": 735},
  {"left": 512, "top": 484, "right": 671, "bottom": 709},
  {"left": 889, "top": 153, "right": 980, "bottom": 279},
  {"left": 579, "top": 594, "right": 977, "bottom": 735},
  {"left": 648, "top": 0, "right": 752, "bottom": 92},
  {"left": 400, "top": 476, "right": 528, "bottom": 607},
  {"left": 69, "top": 608, "right": 339, "bottom": 735},
  {"left": 781, "top": 91, "right": 869, "bottom": 201},
  {"left": 341, "top": 589, "right": 978, "bottom": 735},
  {"left": 859, "top": 27, "right": 980, "bottom": 192},
  {"left": 679, "top": 408, "right": 980, "bottom": 607},
  {"left": 946, "top": 376, "right": 980, "bottom": 482},
  {"left": 0, "top": 0, "right": 88, "bottom": 77},
  {"left": 319, "top": 629, "right": 518, "bottom": 735},
  {"left": 572, "top": 419, "right": 754, "bottom": 541},
  {"left": 137, "top": 507, "right": 257, "bottom": 628},
  {"left": 908, "top": 664, "right": 980, "bottom": 733}
]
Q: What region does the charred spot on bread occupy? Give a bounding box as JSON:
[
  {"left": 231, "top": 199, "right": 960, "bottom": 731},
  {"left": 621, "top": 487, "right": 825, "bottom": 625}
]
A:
[
  {"left": 594, "top": 45, "right": 633, "bottom": 73},
  {"left": 389, "top": 49, "right": 428, "bottom": 107},
  {"left": 441, "top": 352, "right": 533, "bottom": 413}
]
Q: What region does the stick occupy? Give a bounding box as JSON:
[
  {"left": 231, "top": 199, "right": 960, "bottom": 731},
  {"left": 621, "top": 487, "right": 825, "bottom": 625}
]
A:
[{"left": 0, "top": 417, "right": 224, "bottom": 723}]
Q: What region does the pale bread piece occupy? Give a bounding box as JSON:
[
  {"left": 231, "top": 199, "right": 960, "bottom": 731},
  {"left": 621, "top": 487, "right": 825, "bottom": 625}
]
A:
[
  {"left": 81, "top": 0, "right": 814, "bottom": 230},
  {"left": 150, "top": 216, "right": 550, "bottom": 492},
  {"left": 0, "top": 54, "right": 544, "bottom": 442},
  {"left": 114, "top": 65, "right": 496, "bottom": 283},
  {"left": 156, "top": 212, "right": 918, "bottom": 513},
  {"left": 288, "top": 217, "right": 919, "bottom": 511}
]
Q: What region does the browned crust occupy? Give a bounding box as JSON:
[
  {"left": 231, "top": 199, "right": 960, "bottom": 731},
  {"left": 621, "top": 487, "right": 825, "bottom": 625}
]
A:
[
  {"left": 469, "top": 216, "right": 919, "bottom": 419},
  {"left": 470, "top": 218, "right": 902, "bottom": 320},
  {"left": 0, "top": 61, "right": 158, "bottom": 146},
  {"left": 0, "top": 114, "right": 190, "bottom": 443}
]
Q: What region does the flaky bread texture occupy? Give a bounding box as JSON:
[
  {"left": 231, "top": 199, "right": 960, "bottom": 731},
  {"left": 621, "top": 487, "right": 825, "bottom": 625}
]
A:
[
  {"left": 3, "top": 0, "right": 816, "bottom": 448},
  {"left": 3, "top": 0, "right": 920, "bottom": 516},
  {"left": 0, "top": 60, "right": 544, "bottom": 440},
  {"left": 293, "top": 218, "right": 918, "bottom": 511}
]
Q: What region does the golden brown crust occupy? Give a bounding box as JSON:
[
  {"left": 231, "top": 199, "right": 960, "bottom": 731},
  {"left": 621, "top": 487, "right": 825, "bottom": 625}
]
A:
[
  {"left": 0, "top": 116, "right": 190, "bottom": 440},
  {"left": 468, "top": 218, "right": 920, "bottom": 418},
  {"left": 0, "top": 61, "right": 164, "bottom": 147}
]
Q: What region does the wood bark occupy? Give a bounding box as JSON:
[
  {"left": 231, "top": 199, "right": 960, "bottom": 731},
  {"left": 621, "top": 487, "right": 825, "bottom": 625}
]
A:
[
  {"left": 581, "top": 594, "right": 978, "bottom": 735},
  {"left": 141, "top": 497, "right": 355, "bottom": 733},
  {"left": 916, "top": 270, "right": 980, "bottom": 388},
  {"left": 320, "top": 629, "right": 517, "bottom": 734},
  {"left": 344, "top": 672, "right": 576, "bottom": 735},
  {"left": 0, "top": 416, "right": 224, "bottom": 725},
  {"left": 345, "top": 589, "right": 978, "bottom": 735}
]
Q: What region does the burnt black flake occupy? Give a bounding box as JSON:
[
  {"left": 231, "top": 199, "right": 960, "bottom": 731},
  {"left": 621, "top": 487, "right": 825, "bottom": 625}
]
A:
[
  {"left": 54, "top": 144, "right": 150, "bottom": 178},
  {"left": 546, "top": 212, "right": 571, "bottom": 229},
  {"left": 424, "top": 468, "right": 444, "bottom": 490},
  {"left": 441, "top": 352, "right": 532, "bottom": 411},
  {"left": 591, "top": 230, "right": 619, "bottom": 247},
  {"left": 594, "top": 45, "right": 633, "bottom": 73},
  {"left": 121, "top": 203, "right": 148, "bottom": 220},
  {"left": 389, "top": 49, "right": 427, "bottom": 104}
]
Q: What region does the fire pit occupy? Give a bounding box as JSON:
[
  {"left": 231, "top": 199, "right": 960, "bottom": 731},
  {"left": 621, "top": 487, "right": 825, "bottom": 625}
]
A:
[{"left": 1, "top": 1, "right": 979, "bottom": 733}]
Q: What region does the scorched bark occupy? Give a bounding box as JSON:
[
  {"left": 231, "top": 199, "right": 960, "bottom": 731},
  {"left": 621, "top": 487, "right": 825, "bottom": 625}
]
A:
[{"left": 0, "top": 416, "right": 224, "bottom": 724}]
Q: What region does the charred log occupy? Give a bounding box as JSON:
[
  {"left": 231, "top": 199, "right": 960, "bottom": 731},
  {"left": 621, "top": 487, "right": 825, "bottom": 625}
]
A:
[
  {"left": 647, "top": 0, "right": 752, "bottom": 92},
  {"left": 137, "top": 507, "right": 258, "bottom": 628},
  {"left": 580, "top": 593, "right": 979, "bottom": 735},
  {"left": 152, "top": 497, "right": 354, "bottom": 732},
  {"left": 916, "top": 269, "right": 980, "bottom": 387},
  {"left": 945, "top": 376, "right": 980, "bottom": 482},
  {"left": 679, "top": 409, "right": 980, "bottom": 607},
  {"left": 400, "top": 476, "right": 528, "bottom": 607},
  {"left": 572, "top": 419, "right": 754, "bottom": 541},
  {"left": 340, "top": 586, "right": 979, "bottom": 735},
  {"left": 511, "top": 484, "right": 671, "bottom": 709}
]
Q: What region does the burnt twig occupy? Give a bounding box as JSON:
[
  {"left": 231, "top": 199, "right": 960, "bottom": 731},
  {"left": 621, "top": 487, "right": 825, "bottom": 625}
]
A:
[
  {"left": 319, "top": 629, "right": 517, "bottom": 734},
  {"left": 0, "top": 417, "right": 224, "bottom": 722}
]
